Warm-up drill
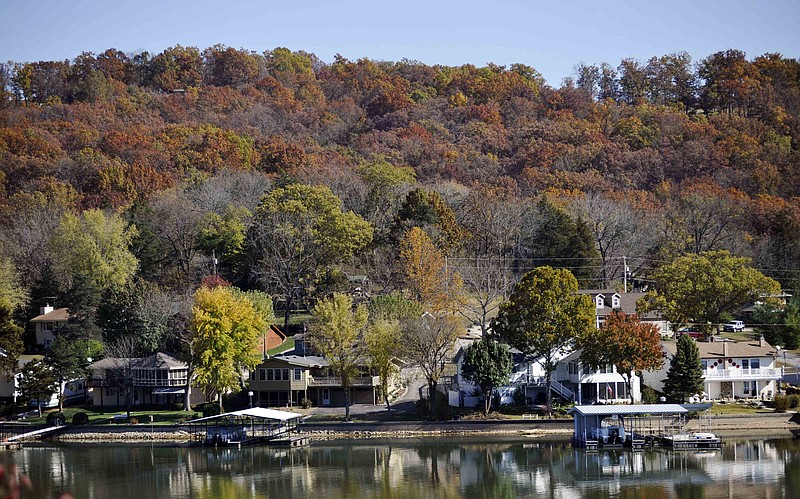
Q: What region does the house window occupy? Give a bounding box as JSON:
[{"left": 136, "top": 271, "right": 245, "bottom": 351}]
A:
[
  {"left": 743, "top": 381, "right": 750, "bottom": 395},
  {"left": 44, "top": 338, "right": 52, "bottom": 348},
  {"left": 595, "top": 296, "right": 604, "bottom": 308},
  {"left": 612, "top": 296, "right": 620, "bottom": 309},
  {"left": 250, "top": 371, "right": 256, "bottom": 381},
  {"left": 282, "top": 369, "right": 289, "bottom": 381},
  {"left": 42, "top": 322, "right": 54, "bottom": 331},
  {"left": 701, "top": 360, "right": 708, "bottom": 371},
  {"left": 266, "top": 369, "right": 273, "bottom": 381},
  {"left": 294, "top": 368, "right": 302, "bottom": 381},
  {"left": 750, "top": 359, "right": 760, "bottom": 370}
]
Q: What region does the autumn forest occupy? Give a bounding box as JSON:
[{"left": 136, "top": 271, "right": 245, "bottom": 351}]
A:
[{"left": 1, "top": 45, "right": 800, "bottom": 353}]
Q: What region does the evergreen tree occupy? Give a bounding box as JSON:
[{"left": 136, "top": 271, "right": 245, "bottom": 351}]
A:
[
  {"left": 18, "top": 358, "right": 58, "bottom": 417},
  {"left": 461, "top": 338, "right": 513, "bottom": 416},
  {"left": 663, "top": 334, "right": 704, "bottom": 403}
]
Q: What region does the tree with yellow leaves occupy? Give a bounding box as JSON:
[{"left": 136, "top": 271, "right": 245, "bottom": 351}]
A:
[
  {"left": 399, "top": 227, "right": 462, "bottom": 314},
  {"left": 191, "top": 284, "right": 264, "bottom": 410}
]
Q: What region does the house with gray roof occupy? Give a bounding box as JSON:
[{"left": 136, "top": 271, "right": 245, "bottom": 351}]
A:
[
  {"left": 87, "top": 352, "right": 207, "bottom": 408},
  {"left": 642, "top": 337, "right": 781, "bottom": 400}
]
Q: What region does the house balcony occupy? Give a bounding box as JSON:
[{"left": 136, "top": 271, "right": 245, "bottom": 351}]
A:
[
  {"left": 87, "top": 377, "right": 188, "bottom": 388},
  {"left": 702, "top": 368, "right": 782, "bottom": 381},
  {"left": 307, "top": 375, "right": 379, "bottom": 387}
]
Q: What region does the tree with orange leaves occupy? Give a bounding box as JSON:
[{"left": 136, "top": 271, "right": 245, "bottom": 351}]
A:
[
  {"left": 578, "top": 310, "right": 664, "bottom": 404},
  {"left": 398, "top": 226, "right": 462, "bottom": 314}
]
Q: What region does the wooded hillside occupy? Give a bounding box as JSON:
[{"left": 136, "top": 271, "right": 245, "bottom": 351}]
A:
[{"left": 1, "top": 46, "right": 799, "bottom": 341}]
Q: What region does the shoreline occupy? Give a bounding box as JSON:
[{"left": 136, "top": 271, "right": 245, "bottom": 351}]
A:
[{"left": 43, "top": 412, "right": 799, "bottom": 444}]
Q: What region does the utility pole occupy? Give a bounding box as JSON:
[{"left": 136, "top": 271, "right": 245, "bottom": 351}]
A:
[
  {"left": 212, "top": 249, "right": 218, "bottom": 276},
  {"left": 623, "top": 255, "right": 628, "bottom": 292}
]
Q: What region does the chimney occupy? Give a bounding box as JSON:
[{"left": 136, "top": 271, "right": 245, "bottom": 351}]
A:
[
  {"left": 759, "top": 335, "right": 765, "bottom": 347},
  {"left": 40, "top": 304, "right": 54, "bottom": 315},
  {"left": 722, "top": 340, "right": 728, "bottom": 358}
]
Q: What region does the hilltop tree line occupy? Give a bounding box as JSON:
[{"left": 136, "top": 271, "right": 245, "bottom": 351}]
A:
[{"left": 1, "top": 45, "right": 800, "bottom": 409}]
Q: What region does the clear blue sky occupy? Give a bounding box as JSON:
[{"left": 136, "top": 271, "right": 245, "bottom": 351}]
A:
[{"left": 1, "top": 0, "right": 798, "bottom": 85}]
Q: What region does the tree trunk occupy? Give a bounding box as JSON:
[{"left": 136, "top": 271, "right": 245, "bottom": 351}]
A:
[
  {"left": 58, "top": 379, "right": 65, "bottom": 412},
  {"left": 283, "top": 295, "right": 292, "bottom": 333},
  {"left": 183, "top": 367, "right": 194, "bottom": 411},
  {"left": 429, "top": 381, "right": 438, "bottom": 419},
  {"left": 483, "top": 388, "right": 492, "bottom": 416},
  {"left": 625, "top": 374, "right": 635, "bottom": 404},
  {"left": 37, "top": 403, "right": 42, "bottom": 418},
  {"left": 545, "top": 371, "right": 553, "bottom": 417},
  {"left": 218, "top": 392, "right": 223, "bottom": 412},
  {"left": 344, "top": 383, "right": 351, "bottom": 421},
  {"left": 383, "top": 379, "right": 391, "bottom": 412}
]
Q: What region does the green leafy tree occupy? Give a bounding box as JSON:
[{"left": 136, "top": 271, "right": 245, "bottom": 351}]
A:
[
  {"left": 663, "top": 334, "right": 704, "bottom": 403},
  {"left": 753, "top": 294, "right": 800, "bottom": 349},
  {"left": 579, "top": 311, "right": 664, "bottom": 403},
  {"left": 491, "top": 267, "right": 595, "bottom": 415},
  {"left": 0, "top": 307, "right": 24, "bottom": 377},
  {"left": 17, "top": 358, "right": 58, "bottom": 417},
  {"left": 50, "top": 209, "right": 139, "bottom": 293},
  {"left": 644, "top": 250, "right": 782, "bottom": 336},
  {"left": 461, "top": 339, "right": 513, "bottom": 415},
  {"left": 191, "top": 284, "right": 265, "bottom": 410},
  {"left": 0, "top": 257, "right": 29, "bottom": 312},
  {"left": 46, "top": 333, "right": 103, "bottom": 411},
  {"left": 309, "top": 293, "right": 368, "bottom": 421},
  {"left": 250, "top": 184, "right": 374, "bottom": 330},
  {"left": 364, "top": 318, "right": 402, "bottom": 412}
]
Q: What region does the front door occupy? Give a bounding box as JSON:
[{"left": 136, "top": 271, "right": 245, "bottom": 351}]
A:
[
  {"left": 720, "top": 381, "right": 733, "bottom": 399},
  {"left": 322, "top": 388, "right": 330, "bottom": 406}
]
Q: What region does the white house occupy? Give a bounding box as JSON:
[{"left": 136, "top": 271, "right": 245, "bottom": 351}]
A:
[
  {"left": 452, "top": 345, "right": 641, "bottom": 406},
  {"left": 642, "top": 337, "right": 781, "bottom": 400}
]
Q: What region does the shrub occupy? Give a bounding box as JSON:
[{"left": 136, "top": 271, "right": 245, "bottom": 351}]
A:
[
  {"left": 512, "top": 387, "right": 527, "bottom": 407},
  {"left": 46, "top": 412, "right": 66, "bottom": 426},
  {"left": 129, "top": 417, "right": 139, "bottom": 425},
  {"left": 300, "top": 398, "right": 312, "bottom": 409},
  {"left": 789, "top": 394, "right": 800, "bottom": 409},
  {"left": 72, "top": 412, "right": 89, "bottom": 425},
  {"left": 774, "top": 395, "right": 789, "bottom": 412},
  {"left": 642, "top": 385, "right": 660, "bottom": 404},
  {"left": 200, "top": 403, "right": 222, "bottom": 418}
]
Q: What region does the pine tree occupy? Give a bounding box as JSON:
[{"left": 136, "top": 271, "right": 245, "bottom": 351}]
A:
[{"left": 663, "top": 334, "right": 704, "bottom": 403}]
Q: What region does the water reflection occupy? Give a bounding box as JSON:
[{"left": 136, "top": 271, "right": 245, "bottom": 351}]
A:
[{"left": 1, "top": 437, "right": 798, "bottom": 498}]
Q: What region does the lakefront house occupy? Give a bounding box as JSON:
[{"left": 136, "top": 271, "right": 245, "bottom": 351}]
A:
[{"left": 642, "top": 337, "right": 781, "bottom": 400}]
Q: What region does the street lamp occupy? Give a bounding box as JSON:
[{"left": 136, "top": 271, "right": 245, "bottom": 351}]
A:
[{"left": 248, "top": 391, "right": 254, "bottom": 408}]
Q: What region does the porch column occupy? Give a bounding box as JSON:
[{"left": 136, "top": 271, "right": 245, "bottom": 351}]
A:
[{"left": 578, "top": 383, "right": 582, "bottom": 404}]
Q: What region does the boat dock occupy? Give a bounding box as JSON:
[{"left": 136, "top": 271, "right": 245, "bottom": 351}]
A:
[
  {"left": 186, "top": 407, "right": 307, "bottom": 448},
  {"left": 571, "top": 404, "right": 722, "bottom": 451}
]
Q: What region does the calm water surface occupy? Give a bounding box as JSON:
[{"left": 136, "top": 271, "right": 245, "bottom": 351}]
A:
[{"left": 3, "top": 436, "right": 800, "bottom": 498}]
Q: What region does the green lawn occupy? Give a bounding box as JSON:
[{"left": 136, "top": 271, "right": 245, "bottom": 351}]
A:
[
  {"left": 268, "top": 336, "right": 295, "bottom": 356},
  {"left": 708, "top": 402, "right": 774, "bottom": 415},
  {"left": 22, "top": 407, "right": 201, "bottom": 425}
]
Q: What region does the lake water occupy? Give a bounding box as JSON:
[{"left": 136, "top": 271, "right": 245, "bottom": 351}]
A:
[{"left": 3, "top": 436, "right": 800, "bottom": 498}]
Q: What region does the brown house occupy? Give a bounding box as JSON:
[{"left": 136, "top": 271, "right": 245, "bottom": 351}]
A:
[{"left": 248, "top": 354, "right": 382, "bottom": 408}]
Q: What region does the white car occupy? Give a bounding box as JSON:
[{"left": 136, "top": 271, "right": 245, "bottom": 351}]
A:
[{"left": 723, "top": 321, "right": 745, "bottom": 332}]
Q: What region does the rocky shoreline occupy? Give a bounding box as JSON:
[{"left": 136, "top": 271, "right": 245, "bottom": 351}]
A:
[{"left": 44, "top": 412, "right": 799, "bottom": 443}]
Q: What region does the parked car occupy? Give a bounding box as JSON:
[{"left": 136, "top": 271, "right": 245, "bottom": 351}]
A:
[
  {"left": 677, "top": 327, "right": 704, "bottom": 340},
  {"left": 723, "top": 320, "right": 745, "bottom": 332}
]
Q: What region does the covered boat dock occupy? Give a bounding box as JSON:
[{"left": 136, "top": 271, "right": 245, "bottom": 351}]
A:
[
  {"left": 571, "top": 404, "right": 721, "bottom": 451},
  {"left": 186, "top": 407, "right": 306, "bottom": 447}
]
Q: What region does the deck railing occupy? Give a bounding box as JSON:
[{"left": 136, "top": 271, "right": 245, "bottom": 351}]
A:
[
  {"left": 307, "top": 375, "right": 379, "bottom": 387},
  {"left": 702, "top": 368, "right": 782, "bottom": 380}
]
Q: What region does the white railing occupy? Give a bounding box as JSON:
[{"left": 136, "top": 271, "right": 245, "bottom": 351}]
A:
[
  {"left": 307, "top": 376, "right": 379, "bottom": 387},
  {"left": 702, "top": 368, "right": 782, "bottom": 380},
  {"left": 550, "top": 379, "right": 575, "bottom": 401}
]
